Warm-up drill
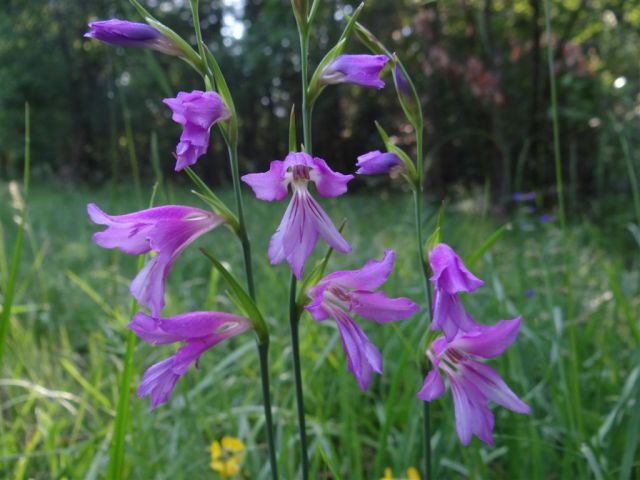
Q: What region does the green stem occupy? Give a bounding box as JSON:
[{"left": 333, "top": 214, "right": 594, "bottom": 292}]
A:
[
  {"left": 189, "top": 0, "right": 207, "bottom": 71},
  {"left": 227, "top": 142, "right": 256, "bottom": 300},
  {"left": 289, "top": 274, "right": 309, "bottom": 479},
  {"left": 542, "top": 0, "right": 565, "bottom": 230},
  {"left": 543, "top": 1, "right": 585, "bottom": 472},
  {"left": 414, "top": 109, "right": 433, "bottom": 480},
  {"left": 258, "top": 342, "right": 279, "bottom": 480},
  {"left": 288, "top": 11, "right": 312, "bottom": 479},
  {"left": 299, "top": 29, "right": 312, "bottom": 153}
]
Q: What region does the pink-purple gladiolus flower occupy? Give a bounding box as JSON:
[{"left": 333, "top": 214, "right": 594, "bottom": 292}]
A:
[
  {"left": 163, "top": 91, "right": 231, "bottom": 171},
  {"left": 356, "top": 150, "right": 401, "bottom": 175},
  {"left": 320, "top": 54, "right": 389, "bottom": 89},
  {"left": 87, "top": 203, "right": 223, "bottom": 317},
  {"left": 85, "top": 19, "right": 181, "bottom": 56},
  {"left": 242, "top": 152, "right": 352, "bottom": 279},
  {"left": 129, "top": 311, "right": 251, "bottom": 410},
  {"left": 306, "top": 250, "right": 419, "bottom": 390},
  {"left": 417, "top": 318, "right": 531, "bottom": 445},
  {"left": 429, "top": 243, "right": 484, "bottom": 341}
]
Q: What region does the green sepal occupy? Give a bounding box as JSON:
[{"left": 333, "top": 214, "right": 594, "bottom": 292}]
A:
[
  {"left": 204, "top": 47, "right": 238, "bottom": 145},
  {"left": 391, "top": 56, "right": 423, "bottom": 131},
  {"left": 353, "top": 21, "right": 391, "bottom": 56},
  {"left": 128, "top": 0, "right": 205, "bottom": 74},
  {"left": 200, "top": 248, "right": 269, "bottom": 345},
  {"left": 374, "top": 121, "right": 418, "bottom": 186},
  {"left": 424, "top": 201, "right": 446, "bottom": 256},
  {"left": 289, "top": 105, "right": 297, "bottom": 152},
  {"left": 338, "top": 3, "right": 364, "bottom": 43},
  {"left": 291, "top": 0, "right": 309, "bottom": 31},
  {"left": 466, "top": 223, "right": 512, "bottom": 269},
  {"left": 307, "top": 38, "right": 347, "bottom": 105},
  {"left": 295, "top": 219, "right": 347, "bottom": 314},
  {"left": 308, "top": 0, "right": 321, "bottom": 24},
  {"left": 184, "top": 167, "right": 240, "bottom": 234}
]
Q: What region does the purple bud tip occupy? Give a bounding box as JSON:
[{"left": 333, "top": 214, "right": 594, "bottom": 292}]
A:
[
  {"left": 85, "top": 19, "right": 181, "bottom": 56},
  {"left": 355, "top": 150, "right": 401, "bottom": 175}
]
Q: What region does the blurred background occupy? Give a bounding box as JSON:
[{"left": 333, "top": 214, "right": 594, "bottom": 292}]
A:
[{"left": 2, "top": 0, "right": 638, "bottom": 218}]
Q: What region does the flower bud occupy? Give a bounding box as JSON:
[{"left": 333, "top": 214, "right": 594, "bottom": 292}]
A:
[{"left": 85, "top": 19, "right": 181, "bottom": 56}]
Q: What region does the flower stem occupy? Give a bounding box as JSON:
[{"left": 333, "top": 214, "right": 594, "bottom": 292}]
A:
[
  {"left": 287, "top": 8, "right": 312, "bottom": 478},
  {"left": 299, "top": 33, "right": 312, "bottom": 153},
  {"left": 413, "top": 113, "right": 433, "bottom": 480},
  {"left": 289, "top": 274, "right": 309, "bottom": 478},
  {"left": 258, "top": 341, "right": 279, "bottom": 480},
  {"left": 227, "top": 141, "right": 256, "bottom": 299},
  {"left": 190, "top": 2, "right": 272, "bottom": 476}
]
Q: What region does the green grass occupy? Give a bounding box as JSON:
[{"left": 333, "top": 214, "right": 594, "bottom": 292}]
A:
[{"left": 0, "top": 181, "right": 638, "bottom": 479}]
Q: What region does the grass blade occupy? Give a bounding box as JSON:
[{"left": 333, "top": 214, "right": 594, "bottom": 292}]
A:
[{"left": 0, "top": 103, "right": 30, "bottom": 363}]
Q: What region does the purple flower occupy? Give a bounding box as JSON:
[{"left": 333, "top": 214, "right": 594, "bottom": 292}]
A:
[
  {"left": 417, "top": 318, "right": 531, "bottom": 445},
  {"left": 320, "top": 54, "right": 389, "bottom": 89},
  {"left": 429, "top": 243, "right": 484, "bottom": 341},
  {"left": 242, "top": 152, "right": 353, "bottom": 279},
  {"left": 356, "top": 151, "right": 401, "bottom": 175},
  {"left": 306, "top": 250, "right": 419, "bottom": 390},
  {"left": 87, "top": 204, "right": 223, "bottom": 316},
  {"left": 512, "top": 191, "right": 536, "bottom": 202},
  {"left": 129, "top": 311, "right": 251, "bottom": 410},
  {"left": 539, "top": 213, "right": 554, "bottom": 224},
  {"left": 163, "top": 91, "right": 232, "bottom": 171},
  {"left": 85, "top": 19, "right": 181, "bottom": 56}
]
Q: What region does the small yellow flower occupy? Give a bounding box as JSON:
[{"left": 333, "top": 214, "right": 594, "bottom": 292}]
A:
[
  {"left": 406, "top": 467, "right": 421, "bottom": 480},
  {"left": 381, "top": 467, "right": 394, "bottom": 480},
  {"left": 380, "top": 467, "right": 421, "bottom": 480},
  {"left": 210, "top": 436, "right": 246, "bottom": 478}
]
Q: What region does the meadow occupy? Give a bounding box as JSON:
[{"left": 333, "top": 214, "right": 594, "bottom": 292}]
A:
[{"left": 1, "top": 179, "right": 637, "bottom": 479}]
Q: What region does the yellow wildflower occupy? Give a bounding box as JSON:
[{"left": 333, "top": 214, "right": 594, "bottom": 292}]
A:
[
  {"left": 210, "top": 436, "right": 246, "bottom": 478},
  {"left": 380, "top": 467, "right": 421, "bottom": 480},
  {"left": 406, "top": 467, "right": 421, "bottom": 480}
]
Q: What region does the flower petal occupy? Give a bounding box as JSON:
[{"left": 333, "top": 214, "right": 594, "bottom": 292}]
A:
[
  {"left": 333, "top": 309, "right": 382, "bottom": 390},
  {"left": 304, "top": 193, "right": 351, "bottom": 255},
  {"left": 310, "top": 157, "right": 353, "bottom": 198},
  {"left": 431, "top": 290, "right": 478, "bottom": 341},
  {"left": 429, "top": 243, "right": 484, "bottom": 294},
  {"left": 321, "top": 249, "right": 394, "bottom": 291},
  {"left": 350, "top": 290, "right": 419, "bottom": 323},
  {"left": 129, "top": 311, "right": 251, "bottom": 345},
  {"left": 241, "top": 160, "right": 288, "bottom": 201},
  {"left": 417, "top": 369, "right": 445, "bottom": 401},
  {"left": 130, "top": 254, "right": 172, "bottom": 317},
  {"left": 321, "top": 54, "right": 389, "bottom": 89},
  {"left": 305, "top": 283, "right": 330, "bottom": 321},
  {"left": 451, "top": 317, "right": 523, "bottom": 358},
  {"left": 355, "top": 150, "right": 401, "bottom": 175},
  {"left": 138, "top": 340, "right": 209, "bottom": 410},
  {"left": 450, "top": 376, "right": 495, "bottom": 445},
  {"left": 461, "top": 361, "right": 531, "bottom": 414}
]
